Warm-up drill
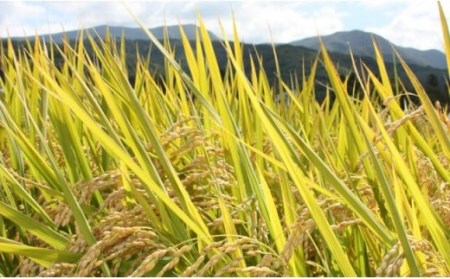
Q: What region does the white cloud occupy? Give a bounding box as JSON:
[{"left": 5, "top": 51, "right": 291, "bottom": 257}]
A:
[
  {"left": 0, "top": 1, "right": 47, "bottom": 37},
  {"left": 366, "top": 1, "right": 450, "bottom": 50},
  {"left": 0, "top": 0, "right": 448, "bottom": 51},
  {"left": 0, "top": 1, "right": 156, "bottom": 37},
  {"left": 41, "top": 2, "right": 148, "bottom": 27},
  {"left": 360, "top": 0, "right": 410, "bottom": 8},
  {"left": 192, "top": 2, "right": 346, "bottom": 43},
  {"left": 0, "top": 1, "right": 347, "bottom": 43}
]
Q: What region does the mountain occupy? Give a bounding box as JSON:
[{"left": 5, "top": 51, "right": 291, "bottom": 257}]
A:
[
  {"left": 10, "top": 24, "right": 220, "bottom": 43},
  {"left": 3, "top": 29, "right": 449, "bottom": 105},
  {"left": 291, "top": 30, "right": 447, "bottom": 70},
  {"left": 108, "top": 38, "right": 447, "bottom": 104}
]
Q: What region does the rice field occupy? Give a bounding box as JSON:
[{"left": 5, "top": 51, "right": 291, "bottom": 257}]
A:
[{"left": 0, "top": 3, "right": 449, "bottom": 277}]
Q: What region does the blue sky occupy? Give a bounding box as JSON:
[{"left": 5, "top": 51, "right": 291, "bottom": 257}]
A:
[{"left": 0, "top": 1, "right": 448, "bottom": 51}]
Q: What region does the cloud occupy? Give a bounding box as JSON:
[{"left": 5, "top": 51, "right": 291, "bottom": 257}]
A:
[
  {"left": 366, "top": 1, "right": 450, "bottom": 50},
  {"left": 360, "top": 0, "right": 410, "bottom": 8},
  {"left": 185, "top": 2, "right": 347, "bottom": 43},
  {"left": 0, "top": 1, "right": 47, "bottom": 37},
  {"left": 0, "top": 0, "right": 447, "bottom": 51},
  {"left": 42, "top": 2, "right": 146, "bottom": 27},
  {"left": 0, "top": 1, "right": 155, "bottom": 36}
]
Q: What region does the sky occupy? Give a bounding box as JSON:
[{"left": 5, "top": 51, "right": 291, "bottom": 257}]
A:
[{"left": 0, "top": 0, "right": 449, "bottom": 51}]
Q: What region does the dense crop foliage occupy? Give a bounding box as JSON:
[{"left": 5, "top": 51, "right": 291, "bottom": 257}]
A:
[{"left": 0, "top": 3, "right": 449, "bottom": 277}]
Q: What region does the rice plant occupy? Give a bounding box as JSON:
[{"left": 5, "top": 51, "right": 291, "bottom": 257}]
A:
[{"left": 0, "top": 2, "right": 449, "bottom": 277}]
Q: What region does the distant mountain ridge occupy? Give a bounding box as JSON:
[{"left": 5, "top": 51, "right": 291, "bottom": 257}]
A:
[
  {"left": 2, "top": 26, "right": 449, "bottom": 105},
  {"left": 10, "top": 24, "right": 220, "bottom": 43},
  {"left": 10, "top": 26, "right": 446, "bottom": 70},
  {"left": 291, "top": 30, "right": 447, "bottom": 70}
]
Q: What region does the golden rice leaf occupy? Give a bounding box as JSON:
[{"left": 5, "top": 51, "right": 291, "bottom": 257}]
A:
[
  {"left": 0, "top": 165, "right": 54, "bottom": 224},
  {"left": 364, "top": 91, "right": 450, "bottom": 270},
  {"left": 397, "top": 52, "right": 450, "bottom": 158},
  {"left": 0, "top": 202, "right": 68, "bottom": 250},
  {"left": 355, "top": 113, "right": 420, "bottom": 276},
  {"left": 369, "top": 44, "right": 450, "bottom": 182},
  {"left": 438, "top": 1, "right": 450, "bottom": 77},
  {"left": 218, "top": 197, "right": 246, "bottom": 269},
  {"left": 221, "top": 38, "right": 355, "bottom": 276},
  {"left": 0, "top": 238, "right": 80, "bottom": 267},
  {"left": 35, "top": 64, "right": 212, "bottom": 244}
]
